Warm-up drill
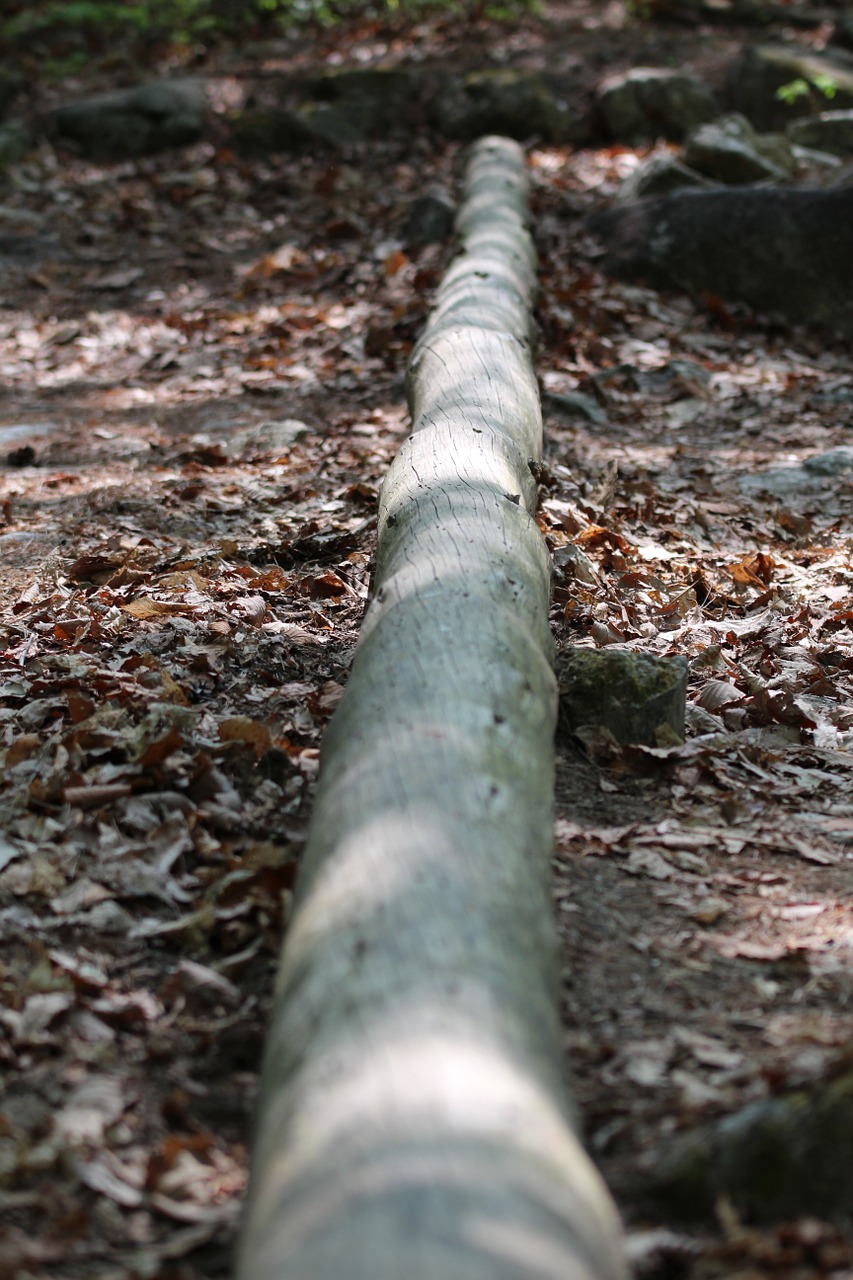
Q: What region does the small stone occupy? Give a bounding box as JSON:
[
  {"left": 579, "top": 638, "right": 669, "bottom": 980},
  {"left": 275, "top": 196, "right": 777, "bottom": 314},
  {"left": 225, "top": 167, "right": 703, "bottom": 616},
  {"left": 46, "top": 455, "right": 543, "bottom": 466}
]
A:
[
  {"left": 618, "top": 152, "right": 717, "bottom": 201},
  {"left": 683, "top": 114, "right": 795, "bottom": 184},
  {"left": 542, "top": 390, "right": 607, "bottom": 426},
  {"left": 402, "top": 188, "right": 455, "bottom": 247},
  {"left": 739, "top": 447, "right": 853, "bottom": 494},
  {"left": 225, "top": 419, "right": 310, "bottom": 456},
  {"left": 802, "top": 445, "right": 853, "bottom": 475}
]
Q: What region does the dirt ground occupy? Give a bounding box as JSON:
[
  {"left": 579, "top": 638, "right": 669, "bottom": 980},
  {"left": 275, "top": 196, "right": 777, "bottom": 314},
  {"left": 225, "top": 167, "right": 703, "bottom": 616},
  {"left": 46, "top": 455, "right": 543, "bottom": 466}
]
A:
[{"left": 1, "top": 3, "right": 852, "bottom": 1277}]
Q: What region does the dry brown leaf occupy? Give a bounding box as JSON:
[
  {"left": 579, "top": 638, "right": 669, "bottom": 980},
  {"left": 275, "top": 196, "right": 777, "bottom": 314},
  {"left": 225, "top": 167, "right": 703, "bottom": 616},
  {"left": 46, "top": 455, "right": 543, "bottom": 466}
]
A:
[
  {"left": 6, "top": 733, "right": 41, "bottom": 766},
  {"left": 121, "top": 598, "right": 186, "bottom": 619},
  {"left": 219, "top": 716, "right": 273, "bottom": 756},
  {"left": 161, "top": 670, "right": 190, "bottom": 706},
  {"left": 696, "top": 680, "right": 743, "bottom": 712}
]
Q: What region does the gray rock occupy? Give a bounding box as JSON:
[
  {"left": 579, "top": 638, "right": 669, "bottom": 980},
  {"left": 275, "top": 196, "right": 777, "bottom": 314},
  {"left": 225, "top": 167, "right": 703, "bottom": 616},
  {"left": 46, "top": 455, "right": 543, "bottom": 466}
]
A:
[
  {"left": 302, "top": 68, "right": 421, "bottom": 144},
  {"left": 683, "top": 113, "right": 796, "bottom": 184},
  {"left": 0, "top": 71, "right": 22, "bottom": 121},
  {"left": 595, "top": 67, "right": 718, "bottom": 144},
  {"left": 45, "top": 79, "right": 208, "bottom": 160},
  {"left": 727, "top": 44, "right": 853, "bottom": 131},
  {"left": 635, "top": 359, "right": 712, "bottom": 396},
  {"left": 739, "top": 447, "right": 853, "bottom": 494},
  {"left": 431, "top": 70, "right": 583, "bottom": 144},
  {"left": 542, "top": 389, "right": 607, "bottom": 426},
  {"left": 557, "top": 648, "right": 688, "bottom": 746},
  {"left": 588, "top": 185, "right": 853, "bottom": 336},
  {"left": 231, "top": 106, "right": 317, "bottom": 154},
  {"left": 789, "top": 143, "right": 844, "bottom": 173},
  {"left": 803, "top": 445, "right": 853, "bottom": 474},
  {"left": 306, "top": 67, "right": 417, "bottom": 117},
  {"left": 0, "top": 122, "right": 29, "bottom": 170},
  {"left": 738, "top": 466, "right": 809, "bottom": 496},
  {"left": 403, "top": 188, "right": 455, "bottom": 247},
  {"left": 0, "top": 232, "right": 61, "bottom": 263},
  {"left": 225, "top": 419, "right": 309, "bottom": 457},
  {"left": 618, "top": 151, "right": 717, "bottom": 201},
  {"left": 813, "top": 381, "right": 853, "bottom": 403},
  {"left": 233, "top": 68, "right": 420, "bottom": 152},
  {"left": 833, "top": 12, "right": 853, "bottom": 52},
  {"left": 787, "top": 109, "right": 853, "bottom": 157},
  {"left": 288, "top": 99, "right": 375, "bottom": 149},
  {"left": 638, "top": 1071, "right": 853, "bottom": 1228}
]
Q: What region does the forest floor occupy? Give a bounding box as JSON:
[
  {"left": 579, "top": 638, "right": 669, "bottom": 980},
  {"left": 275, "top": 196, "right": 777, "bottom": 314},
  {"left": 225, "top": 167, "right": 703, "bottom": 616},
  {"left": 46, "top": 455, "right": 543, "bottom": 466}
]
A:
[{"left": 1, "top": 3, "right": 852, "bottom": 1277}]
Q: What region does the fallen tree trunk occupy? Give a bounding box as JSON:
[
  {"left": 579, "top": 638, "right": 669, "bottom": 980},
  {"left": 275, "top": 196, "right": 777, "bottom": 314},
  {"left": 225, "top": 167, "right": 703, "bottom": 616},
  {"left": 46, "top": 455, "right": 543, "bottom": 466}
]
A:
[
  {"left": 237, "top": 136, "right": 626, "bottom": 1280},
  {"left": 589, "top": 186, "right": 853, "bottom": 335}
]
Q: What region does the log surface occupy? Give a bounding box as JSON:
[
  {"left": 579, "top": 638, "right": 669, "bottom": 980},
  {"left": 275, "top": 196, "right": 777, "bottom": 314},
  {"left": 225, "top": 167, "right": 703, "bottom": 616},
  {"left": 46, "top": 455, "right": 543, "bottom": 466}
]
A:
[{"left": 237, "top": 136, "right": 626, "bottom": 1280}]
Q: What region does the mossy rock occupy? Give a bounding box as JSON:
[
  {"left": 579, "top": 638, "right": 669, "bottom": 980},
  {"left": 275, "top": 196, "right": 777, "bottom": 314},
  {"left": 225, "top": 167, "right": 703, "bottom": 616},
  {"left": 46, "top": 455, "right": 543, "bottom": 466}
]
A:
[
  {"left": 231, "top": 101, "right": 372, "bottom": 152},
  {"left": 640, "top": 1071, "right": 853, "bottom": 1227},
  {"left": 430, "top": 70, "right": 585, "bottom": 144},
  {"left": 304, "top": 68, "right": 418, "bottom": 115},
  {"left": 727, "top": 44, "right": 853, "bottom": 130},
  {"left": 683, "top": 112, "right": 796, "bottom": 184},
  {"left": 233, "top": 69, "right": 422, "bottom": 152},
  {"left": 595, "top": 67, "right": 718, "bottom": 144},
  {"left": 230, "top": 107, "right": 315, "bottom": 154},
  {"left": 45, "top": 80, "right": 207, "bottom": 161},
  {"left": 557, "top": 648, "right": 687, "bottom": 746}
]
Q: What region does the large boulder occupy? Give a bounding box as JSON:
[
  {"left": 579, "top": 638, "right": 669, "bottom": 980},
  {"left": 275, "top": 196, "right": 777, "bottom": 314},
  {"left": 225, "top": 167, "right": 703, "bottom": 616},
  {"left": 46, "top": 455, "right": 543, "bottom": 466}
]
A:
[
  {"left": 787, "top": 108, "right": 853, "bottom": 157},
  {"left": 233, "top": 68, "right": 421, "bottom": 152},
  {"left": 430, "top": 70, "right": 585, "bottom": 143},
  {"left": 727, "top": 44, "right": 853, "bottom": 130},
  {"left": 589, "top": 185, "right": 853, "bottom": 335},
  {"left": 45, "top": 79, "right": 208, "bottom": 160},
  {"left": 683, "top": 112, "right": 796, "bottom": 183},
  {"left": 595, "top": 67, "right": 718, "bottom": 144}
]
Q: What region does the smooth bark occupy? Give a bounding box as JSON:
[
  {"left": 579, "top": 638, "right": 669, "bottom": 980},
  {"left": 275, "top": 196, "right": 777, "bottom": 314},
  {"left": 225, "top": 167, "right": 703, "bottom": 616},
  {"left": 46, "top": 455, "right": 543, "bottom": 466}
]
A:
[{"left": 237, "top": 136, "right": 626, "bottom": 1280}]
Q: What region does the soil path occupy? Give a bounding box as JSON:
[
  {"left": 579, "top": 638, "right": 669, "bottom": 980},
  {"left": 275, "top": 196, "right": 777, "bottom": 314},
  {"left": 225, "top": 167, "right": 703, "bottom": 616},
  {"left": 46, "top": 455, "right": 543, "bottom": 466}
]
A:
[{"left": 1, "top": 5, "right": 852, "bottom": 1277}]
